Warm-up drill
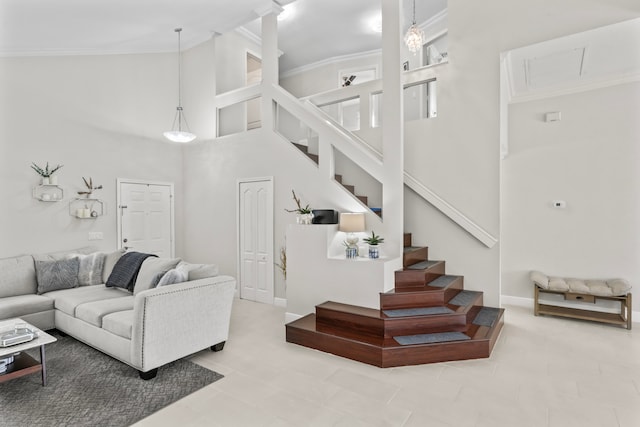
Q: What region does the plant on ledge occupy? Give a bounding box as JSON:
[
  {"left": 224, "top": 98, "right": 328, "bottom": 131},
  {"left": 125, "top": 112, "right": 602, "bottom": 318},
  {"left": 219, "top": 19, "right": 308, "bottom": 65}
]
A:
[
  {"left": 285, "top": 190, "right": 313, "bottom": 224},
  {"left": 31, "top": 162, "right": 63, "bottom": 185},
  {"left": 363, "top": 231, "right": 384, "bottom": 259},
  {"left": 77, "top": 177, "right": 103, "bottom": 198}
]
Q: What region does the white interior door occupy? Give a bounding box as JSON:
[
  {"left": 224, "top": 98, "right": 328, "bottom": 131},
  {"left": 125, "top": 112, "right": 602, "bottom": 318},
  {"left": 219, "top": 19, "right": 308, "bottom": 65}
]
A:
[
  {"left": 238, "top": 178, "right": 273, "bottom": 304},
  {"left": 118, "top": 180, "right": 174, "bottom": 257}
]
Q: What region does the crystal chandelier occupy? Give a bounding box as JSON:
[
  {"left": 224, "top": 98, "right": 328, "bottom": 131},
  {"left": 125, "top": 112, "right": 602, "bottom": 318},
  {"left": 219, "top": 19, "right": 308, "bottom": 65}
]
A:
[
  {"left": 164, "top": 28, "right": 196, "bottom": 143},
  {"left": 404, "top": 0, "right": 425, "bottom": 54}
]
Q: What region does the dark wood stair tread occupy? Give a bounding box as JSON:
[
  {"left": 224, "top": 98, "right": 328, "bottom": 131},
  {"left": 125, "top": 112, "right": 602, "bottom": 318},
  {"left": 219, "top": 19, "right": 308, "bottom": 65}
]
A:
[
  {"left": 449, "top": 290, "right": 483, "bottom": 306},
  {"left": 407, "top": 260, "right": 441, "bottom": 270}
]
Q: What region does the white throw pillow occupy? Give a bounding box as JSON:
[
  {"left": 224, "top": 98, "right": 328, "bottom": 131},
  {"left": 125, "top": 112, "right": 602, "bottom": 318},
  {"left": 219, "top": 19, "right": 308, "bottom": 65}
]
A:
[{"left": 156, "top": 268, "right": 188, "bottom": 287}]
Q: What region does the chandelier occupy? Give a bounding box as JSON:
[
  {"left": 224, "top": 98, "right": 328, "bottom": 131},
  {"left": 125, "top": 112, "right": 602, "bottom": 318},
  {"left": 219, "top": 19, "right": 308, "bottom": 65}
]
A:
[{"left": 404, "top": 0, "right": 425, "bottom": 54}]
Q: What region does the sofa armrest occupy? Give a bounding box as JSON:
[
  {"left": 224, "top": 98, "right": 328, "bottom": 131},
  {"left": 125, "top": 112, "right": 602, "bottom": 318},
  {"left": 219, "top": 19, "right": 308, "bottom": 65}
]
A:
[{"left": 130, "top": 275, "right": 236, "bottom": 371}]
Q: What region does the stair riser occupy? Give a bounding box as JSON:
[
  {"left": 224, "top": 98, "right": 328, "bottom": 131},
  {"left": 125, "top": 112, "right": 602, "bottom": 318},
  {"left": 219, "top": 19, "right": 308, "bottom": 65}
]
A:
[
  {"left": 403, "top": 233, "right": 412, "bottom": 248},
  {"left": 394, "top": 263, "right": 446, "bottom": 288},
  {"left": 383, "top": 316, "right": 468, "bottom": 338},
  {"left": 316, "top": 308, "right": 383, "bottom": 339},
  {"left": 380, "top": 277, "right": 464, "bottom": 309},
  {"left": 286, "top": 324, "right": 492, "bottom": 368},
  {"left": 403, "top": 247, "right": 428, "bottom": 268},
  {"left": 380, "top": 340, "right": 491, "bottom": 367},
  {"left": 317, "top": 313, "right": 470, "bottom": 339},
  {"left": 286, "top": 325, "right": 383, "bottom": 367}
]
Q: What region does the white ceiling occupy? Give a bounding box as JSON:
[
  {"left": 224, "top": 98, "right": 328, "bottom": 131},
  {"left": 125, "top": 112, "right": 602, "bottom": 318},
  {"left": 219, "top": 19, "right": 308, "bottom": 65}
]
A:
[
  {"left": 0, "top": 0, "right": 279, "bottom": 56},
  {"left": 242, "top": 0, "right": 447, "bottom": 72},
  {"left": 0, "top": 0, "right": 445, "bottom": 71},
  {"left": 2, "top": 1, "right": 637, "bottom": 98}
]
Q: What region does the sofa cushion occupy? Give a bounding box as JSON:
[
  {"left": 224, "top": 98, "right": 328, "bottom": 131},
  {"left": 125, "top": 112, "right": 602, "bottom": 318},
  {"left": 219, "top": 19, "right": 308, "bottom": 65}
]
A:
[
  {"left": 102, "top": 310, "right": 134, "bottom": 340},
  {"left": 133, "top": 257, "right": 181, "bottom": 295},
  {"left": 0, "top": 294, "right": 55, "bottom": 320},
  {"left": 45, "top": 285, "right": 131, "bottom": 317},
  {"left": 35, "top": 258, "right": 80, "bottom": 294},
  {"left": 102, "top": 249, "right": 126, "bottom": 283},
  {"left": 0, "top": 255, "right": 37, "bottom": 298},
  {"left": 75, "top": 297, "right": 134, "bottom": 328},
  {"left": 179, "top": 262, "right": 219, "bottom": 281}
]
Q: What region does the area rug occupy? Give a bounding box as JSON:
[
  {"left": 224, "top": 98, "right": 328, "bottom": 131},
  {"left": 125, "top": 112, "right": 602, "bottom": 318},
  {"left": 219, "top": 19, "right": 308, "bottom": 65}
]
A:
[{"left": 0, "top": 332, "right": 223, "bottom": 427}]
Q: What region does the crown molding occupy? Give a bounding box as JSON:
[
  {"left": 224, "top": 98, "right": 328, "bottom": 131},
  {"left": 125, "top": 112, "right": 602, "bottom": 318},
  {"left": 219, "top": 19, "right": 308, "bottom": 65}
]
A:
[
  {"left": 281, "top": 49, "right": 382, "bottom": 79},
  {"left": 0, "top": 33, "right": 214, "bottom": 58},
  {"left": 418, "top": 9, "right": 448, "bottom": 34},
  {"left": 509, "top": 72, "right": 640, "bottom": 104},
  {"left": 234, "top": 27, "right": 284, "bottom": 57}
]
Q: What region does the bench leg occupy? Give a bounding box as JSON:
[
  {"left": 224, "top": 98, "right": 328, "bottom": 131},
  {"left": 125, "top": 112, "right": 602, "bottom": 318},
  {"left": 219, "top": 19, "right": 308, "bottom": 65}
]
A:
[
  {"left": 626, "top": 293, "right": 632, "bottom": 330},
  {"left": 534, "top": 286, "right": 540, "bottom": 316}
]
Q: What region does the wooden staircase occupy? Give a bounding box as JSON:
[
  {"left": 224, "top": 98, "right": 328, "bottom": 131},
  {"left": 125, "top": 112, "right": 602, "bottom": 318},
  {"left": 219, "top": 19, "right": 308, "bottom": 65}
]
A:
[
  {"left": 291, "top": 142, "right": 382, "bottom": 216},
  {"left": 285, "top": 233, "right": 504, "bottom": 367}
]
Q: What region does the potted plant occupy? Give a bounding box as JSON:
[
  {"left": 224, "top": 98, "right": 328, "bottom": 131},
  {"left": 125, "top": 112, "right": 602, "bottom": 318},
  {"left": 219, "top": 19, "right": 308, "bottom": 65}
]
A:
[
  {"left": 342, "top": 240, "right": 358, "bottom": 259},
  {"left": 31, "top": 162, "right": 63, "bottom": 185},
  {"left": 285, "top": 190, "right": 314, "bottom": 224},
  {"left": 363, "top": 231, "right": 384, "bottom": 259}
]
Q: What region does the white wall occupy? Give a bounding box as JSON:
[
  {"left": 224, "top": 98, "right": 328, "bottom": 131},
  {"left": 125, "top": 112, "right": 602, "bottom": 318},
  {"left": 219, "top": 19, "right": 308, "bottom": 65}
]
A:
[
  {"left": 502, "top": 82, "right": 640, "bottom": 310},
  {"left": 0, "top": 54, "right": 185, "bottom": 258},
  {"left": 404, "top": 0, "right": 640, "bottom": 306}
]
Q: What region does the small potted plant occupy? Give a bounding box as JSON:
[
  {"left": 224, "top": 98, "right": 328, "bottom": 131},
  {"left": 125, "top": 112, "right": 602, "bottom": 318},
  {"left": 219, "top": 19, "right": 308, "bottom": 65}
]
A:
[
  {"left": 343, "top": 240, "right": 358, "bottom": 259},
  {"left": 285, "top": 190, "right": 314, "bottom": 224},
  {"left": 31, "top": 162, "right": 63, "bottom": 185},
  {"left": 363, "top": 231, "right": 384, "bottom": 259}
]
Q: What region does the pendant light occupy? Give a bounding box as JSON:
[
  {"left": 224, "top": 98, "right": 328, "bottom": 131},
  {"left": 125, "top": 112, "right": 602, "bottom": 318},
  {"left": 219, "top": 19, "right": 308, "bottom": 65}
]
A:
[
  {"left": 163, "top": 28, "right": 196, "bottom": 143},
  {"left": 404, "top": 0, "right": 425, "bottom": 55}
]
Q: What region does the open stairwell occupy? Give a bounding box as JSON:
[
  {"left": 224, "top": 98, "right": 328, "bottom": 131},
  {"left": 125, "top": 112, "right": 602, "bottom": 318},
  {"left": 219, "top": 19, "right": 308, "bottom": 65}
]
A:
[
  {"left": 285, "top": 233, "right": 504, "bottom": 367},
  {"left": 291, "top": 141, "right": 381, "bottom": 216}
]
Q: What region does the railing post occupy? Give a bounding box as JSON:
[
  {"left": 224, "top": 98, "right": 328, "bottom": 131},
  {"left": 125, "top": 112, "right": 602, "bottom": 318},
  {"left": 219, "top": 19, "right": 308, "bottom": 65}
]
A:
[
  {"left": 261, "top": 7, "right": 279, "bottom": 135},
  {"left": 381, "top": 0, "right": 404, "bottom": 265}
]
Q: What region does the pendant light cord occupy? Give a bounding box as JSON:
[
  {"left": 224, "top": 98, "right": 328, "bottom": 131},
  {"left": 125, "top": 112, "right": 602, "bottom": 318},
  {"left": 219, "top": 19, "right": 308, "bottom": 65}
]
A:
[
  {"left": 412, "top": 0, "right": 416, "bottom": 25},
  {"left": 176, "top": 28, "right": 182, "bottom": 110}
]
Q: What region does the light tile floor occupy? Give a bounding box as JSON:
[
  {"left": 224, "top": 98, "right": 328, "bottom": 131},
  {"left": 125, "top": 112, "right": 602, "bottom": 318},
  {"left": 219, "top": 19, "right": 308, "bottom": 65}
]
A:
[{"left": 134, "top": 299, "right": 639, "bottom": 427}]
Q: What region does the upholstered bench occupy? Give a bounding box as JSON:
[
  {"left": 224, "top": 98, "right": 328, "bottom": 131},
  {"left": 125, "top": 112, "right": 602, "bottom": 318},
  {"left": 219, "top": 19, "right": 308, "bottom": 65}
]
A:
[{"left": 530, "top": 271, "right": 632, "bottom": 329}]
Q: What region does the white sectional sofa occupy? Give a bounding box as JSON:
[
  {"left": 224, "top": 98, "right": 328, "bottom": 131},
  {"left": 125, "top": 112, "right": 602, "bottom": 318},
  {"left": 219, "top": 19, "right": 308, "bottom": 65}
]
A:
[{"left": 0, "top": 247, "right": 235, "bottom": 379}]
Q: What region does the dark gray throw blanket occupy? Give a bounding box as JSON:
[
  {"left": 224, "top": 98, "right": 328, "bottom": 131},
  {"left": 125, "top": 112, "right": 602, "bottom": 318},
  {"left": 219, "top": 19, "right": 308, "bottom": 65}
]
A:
[{"left": 106, "top": 252, "right": 157, "bottom": 292}]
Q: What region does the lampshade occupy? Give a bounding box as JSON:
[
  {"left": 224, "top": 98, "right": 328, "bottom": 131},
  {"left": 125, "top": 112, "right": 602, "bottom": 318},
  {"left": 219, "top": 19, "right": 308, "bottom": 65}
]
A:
[
  {"left": 164, "top": 28, "right": 196, "bottom": 143},
  {"left": 339, "top": 213, "right": 365, "bottom": 233}
]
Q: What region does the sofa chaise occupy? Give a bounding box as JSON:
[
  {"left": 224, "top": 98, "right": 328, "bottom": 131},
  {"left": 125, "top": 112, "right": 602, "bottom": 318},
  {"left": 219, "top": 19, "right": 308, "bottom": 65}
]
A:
[{"left": 0, "top": 247, "right": 235, "bottom": 379}]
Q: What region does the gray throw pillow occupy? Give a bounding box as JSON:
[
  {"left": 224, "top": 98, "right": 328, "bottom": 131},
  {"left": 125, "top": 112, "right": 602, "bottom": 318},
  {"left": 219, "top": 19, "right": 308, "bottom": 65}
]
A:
[
  {"left": 35, "top": 258, "right": 80, "bottom": 294},
  {"left": 69, "top": 252, "right": 106, "bottom": 286}
]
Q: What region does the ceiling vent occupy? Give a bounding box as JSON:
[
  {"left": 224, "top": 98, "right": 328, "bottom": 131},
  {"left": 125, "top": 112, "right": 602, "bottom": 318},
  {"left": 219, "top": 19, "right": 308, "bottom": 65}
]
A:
[{"left": 525, "top": 47, "right": 586, "bottom": 89}]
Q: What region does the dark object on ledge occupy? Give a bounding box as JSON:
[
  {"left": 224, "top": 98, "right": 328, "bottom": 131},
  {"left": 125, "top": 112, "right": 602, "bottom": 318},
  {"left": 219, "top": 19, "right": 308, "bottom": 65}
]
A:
[{"left": 312, "top": 210, "right": 339, "bottom": 224}]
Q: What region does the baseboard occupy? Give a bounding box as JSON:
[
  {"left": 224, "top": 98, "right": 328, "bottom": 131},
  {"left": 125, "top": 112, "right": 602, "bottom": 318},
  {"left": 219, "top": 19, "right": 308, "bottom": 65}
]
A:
[
  {"left": 500, "top": 295, "right": 531, "bottom": 308},
  {"left": 285, "top": 312, "right": 302, "bottom": 324},
  {"left": 274, "top": 297, "right": 286, "bottom": 308},
  {"left": 500, "top": 294, "right": 640, "bottom": 323}
]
